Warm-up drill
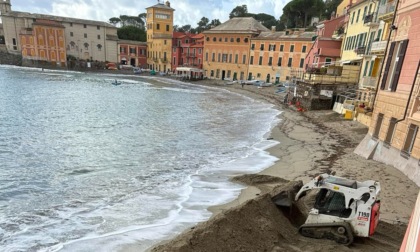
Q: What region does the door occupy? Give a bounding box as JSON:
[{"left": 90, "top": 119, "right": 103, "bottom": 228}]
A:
[
  {"left": 233, "top": 72, "right": 237, "bottom": 81},
  {"left": 275, "top": 77, "right": 280, "bottom": 84},
  {"left": 130, "top": 58, "right": 136, "bottom": 66},
  {"left": 266, "top": 74, "right": 271, "bottom": 83},
  {"left": 222, "top": 70, "right": 226, "bottom": 80}
]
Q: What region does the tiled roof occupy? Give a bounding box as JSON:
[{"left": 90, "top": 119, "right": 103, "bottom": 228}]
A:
[
  {"left": 2, "top": 11, "right": 116, "bottom": 28},
  {"left": 204, "top": 17, "right": 269, "bottom": 34},
  {"left": 146, "top": 2, "right": 175, "bottom": 11},
  {"left": 253, "top": 31, "right": 316, "bottom": 41}
]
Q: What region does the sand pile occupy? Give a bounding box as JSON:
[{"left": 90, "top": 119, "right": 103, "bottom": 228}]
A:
[{"left": 152, "top": 177, "right": 405, "bottom": 252}]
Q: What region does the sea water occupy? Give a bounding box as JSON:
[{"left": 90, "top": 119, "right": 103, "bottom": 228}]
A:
[{"left": 0, "top": 65, "right": 281, "bottom": 252}]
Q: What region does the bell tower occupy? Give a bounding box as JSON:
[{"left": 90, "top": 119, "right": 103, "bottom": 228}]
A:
[{"left": 0, "top": 0, "right": 12, "bottom": 14}]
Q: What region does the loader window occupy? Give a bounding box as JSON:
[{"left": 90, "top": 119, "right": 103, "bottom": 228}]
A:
[{"left": 315, "top": 189, "right": 351, "bottom": 218}]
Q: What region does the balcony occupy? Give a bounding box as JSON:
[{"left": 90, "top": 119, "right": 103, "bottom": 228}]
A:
[
  {"left": 364, "top": 13, "right": 379, "bottom": 27},
  {"left": 361, "top": 76, "right": 378, "bottom": 89},
  {"left": 370, "top": 40, "right": 387, "bottom": 55},
  {"left": 355, "top": 46, "right": 366, "bottom": 55},
  {"left": 303, "top": 65, "right": 360, "bottom": 85},
  {"left": 332, "top": 26, "right": 345, "bottom": 39},
  {"left": 378, "top": 0, "right": 396, "bottom": 22}
]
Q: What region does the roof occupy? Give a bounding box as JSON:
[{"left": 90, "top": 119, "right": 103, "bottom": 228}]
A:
[
  {"left": 146, "top": 2, "right": 175, "bottom": 11},
  {"left": 1, "top": 11, "right": 116, "bottom": 29},
  {"left": 118, "top": 40, "right": 147, "bottom": 46},
  {"left": 253, "top": 31, "right": 316, "bottom": 41},
  {"left": 204, "top": 17, "right": 269, "bottom": 34}
]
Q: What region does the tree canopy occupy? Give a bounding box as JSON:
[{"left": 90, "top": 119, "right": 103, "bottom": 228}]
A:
[
  {"left": 117, "top": 25, "right": 146, "bottom": 41},
  {"left": 109, "top": 13, "right": 147, "bottom": 41}
]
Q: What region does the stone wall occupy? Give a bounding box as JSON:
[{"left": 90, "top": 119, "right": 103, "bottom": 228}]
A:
[{"left": 0, "top": 49, "right": 22, "bottom": 65}]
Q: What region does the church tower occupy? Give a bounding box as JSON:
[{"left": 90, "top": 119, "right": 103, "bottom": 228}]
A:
[
  {"left": 146, "top": 0, "right": 174, "bottom": 72},
  {"left": 0, "top": 0, "right": 12, "bottom": 14}
]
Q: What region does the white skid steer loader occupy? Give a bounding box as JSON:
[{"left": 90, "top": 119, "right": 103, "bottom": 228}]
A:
[{"left": 293, "top": 174, "right": 381, "bottom": 245}]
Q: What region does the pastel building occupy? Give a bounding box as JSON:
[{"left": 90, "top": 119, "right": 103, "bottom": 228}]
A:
[
  {"left": 20, "top": 19, "right": 67, "bottom": 65},
  {"left": 146, "top": 1, "right": 174, "bottom": 73},
  {"left": 249, "top": 29, "right": 315, "bottom": 83},
  {"left": 356, "top": 0, "right": 420, "bottom": 185},
  {"left": 118, "top": 40, "right": 147, "bottom": 68},
  {"left": 172, "top": 32, "right": 204, "bottom": 71},
  {"left": 203, "top": 17, "right": 269, "bottom": 81},
  {"left": 0, "top": 0, "right": 118, "bottom": 63}
]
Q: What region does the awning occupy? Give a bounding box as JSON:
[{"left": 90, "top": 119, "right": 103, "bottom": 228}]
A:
[{"left": 176, "top": 67, "right": 203, "bottom": 73}]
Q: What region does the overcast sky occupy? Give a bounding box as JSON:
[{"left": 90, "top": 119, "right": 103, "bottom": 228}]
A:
[{"left": 10, "top": 0, "right": 288, "bottom": 26}]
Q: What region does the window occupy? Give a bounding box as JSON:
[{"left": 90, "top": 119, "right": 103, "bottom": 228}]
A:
[
  {"left": 120, "top": 47, "right": 126, "bottom": 53},
  {"left": 84, "top": 33, "right": 87, "bottom": 38},
  {"left": 277, "top": 57, "right": 282, "bottom": 66},
  {"left": 290, "top": 45, "right": 294, "bottom": 52},
  {"left": 269, "top": 44, "right": 276, "bottom": 51},
  {"left": 70, "top": 23, "right": 73, "bottom": 27},
  {"left": 230, "top": 38, "right": 234, "bottom": 42},
  {"left": 268, "top": 57, "right": 272, "bottom": 66},
  {"left": 84, "top": 24, "right": 87, "bottom": 28},
  {"left": 302, "top": 45, "right": 307, "bottom": 53},
  {"left": 70, "top": 32, "right": 74, "bottom": 37},
  {"left": 250, "top": 56, "right": 254, "bottom": 65},
  {"left": 199, "top": 49, "right": 202, "bottom": 54},
  {"left": 97, "top": 25, "right": 100, "bottom": 30},
  {"left": 229, "top": 54, "right": 232, "bottom": 63},
  {"left": 157, "top": 24, "right": 160, "bottom": 30},
  {"left": 213, "top": 37, "right": 216, "bottom": 42},
  {"left": 258, "top": 56, "right": 263, "bottom": 65},
  {"left": 212, "top": 53, "right": 215, "bottom": 62},
  {"left": 325, "top": 58, "right": 332, "bottom": 65},
  {"left": 251, "top": 44, "right": 255, "bottom": 50},
  {"left": 244, "top": 38, "right": 248, "bottom": 43},
  {"left": 260, "top": 44, "right": 264, "bottom": 51},
  {"left": 363, "top": 6, "right": 367, "bottom": 19},
  {"left": 384, "top": 118, "right": 397, "bottom": 147},
  {"left": 130, "top": 48, "right": 136, "bottom": 54},
  {"left": 356, "top": 9, "right": 361, "bottom": 23},
  {"left": 402, "top": 124, "right": 419, "bottom": 158},
  {"left": 164, "top": 40, "right": 167, "bottom": 45},
  {"left": 236, "top": 38, "right": 240, "bottom": 42},
  {"left": 205, "top": 52, "right": 208, "bottom": 61},
  {"left": 280, "top": 45, "right": 284, "bottom": 52},
  {"left": 97, "top": 35, "right": 100, "bottom": 39},
  {"left": 12, "top": 38, "right": 17, "bottom": 50},
  {"left": 227, "top": 70, "right": 231, "bottom": 78},
  {"left": 166, "top": 25, "right": 169, "bottom": 32},
  {"left": 218, "top": 53, "right": 221, "bottom": 62},
  {"left": 372, "top": 113, "right": 384, "bottom": 139},
  {"left": 287, "top": 58, "right": 293, "bottom": 67},
  {"left": 235, "top": 54, "right": 238, "bottom": 64},
  {"left": 225, "top": 38, "right": 228, "bottom": 42},
  {"left": 216, "top": 69, "right": 220, "bottom": 78},
  {"left": 242, "top": 55, "right": 246, "bottom": 64},
  {"left": 351, "top": 11, "right": 355, "bottom": 24},
  {"left": 210, "top": 70, "right": 214, "bottom": 77},
  {"left": 173, "top": 57, "right": 176, "bottom": 65},
  {"left": 222, "top": 54, "right": 227, "bottom": 62},
  {"left": 380, "top": 40, "right": 409, "bottom": 91},
  {"left": 299, "top": 58, "right": 304, "bottom": 68}
]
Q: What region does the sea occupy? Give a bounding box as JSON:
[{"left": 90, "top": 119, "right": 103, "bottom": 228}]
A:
[{"left": 0, "top": 65, "right": 281, "bottom": 252}]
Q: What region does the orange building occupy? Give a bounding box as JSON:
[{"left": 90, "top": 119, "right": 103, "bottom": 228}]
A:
[
  {"left": 203, "top": 17, "right": 269, "bottom": 81},
  {"left": 249, "top": 29, "right": 315, "bottom": 83},
  {"left": 20, "top": 19, "right": 66, "bottom": 66}
]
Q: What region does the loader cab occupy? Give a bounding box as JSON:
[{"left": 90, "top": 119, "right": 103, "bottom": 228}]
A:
[{"left": 314, "top": 189, "right": 352, "bottom": 218}]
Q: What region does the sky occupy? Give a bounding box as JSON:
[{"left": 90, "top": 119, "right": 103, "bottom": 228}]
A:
[{"left": 10, "top": 0, "right": 289, "bottom": 27}]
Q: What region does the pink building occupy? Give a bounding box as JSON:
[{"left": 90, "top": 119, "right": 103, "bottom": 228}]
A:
[
  {"left": 305, "top": 15, "right": 345, "bottom": 69},
  {"left": 117, "top": 40, "right": 147, "bottom": 68},
  {"left": 172, "top": 32, "right": 204, "bottom": 72}
]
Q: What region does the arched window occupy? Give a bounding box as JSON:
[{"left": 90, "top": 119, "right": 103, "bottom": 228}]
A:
[
  {"left": 213, "top": 37, "right": 216, "bottom": 42},
  {"left": 21, "top": 36, "right": 26, "bottom": 45},
  {"left": 38, "top": 35, "right": 44, "bottom": 46},
  {"left": 49, "top": 36, "right": 55, "bottom": 47},
  {"left": 51, "top": 51, "right": 56, "bottom": 60}
]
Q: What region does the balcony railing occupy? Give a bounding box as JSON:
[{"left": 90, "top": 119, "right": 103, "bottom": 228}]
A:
[
  {"left": 378, "top": 0, "right": 396, "bottom": 20},
  {"left": 370, "top": 41, "right": 387, "bottom": 54},
  {"left": 303, "top": 65, "right": 360, "bottom": 85},
  {"left": 355, "top": 46, "right": 366, "bottom": 55},
  {"left": 364, "top": 13, "right": 379, "bottom": 27},
  {"left": 361, "top": 76, "right": 378, "bottom": 89}
]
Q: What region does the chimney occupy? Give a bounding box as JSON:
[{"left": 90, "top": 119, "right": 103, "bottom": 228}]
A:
[{"left": 271, "top": 26, "right": 276, "bottom": 33}]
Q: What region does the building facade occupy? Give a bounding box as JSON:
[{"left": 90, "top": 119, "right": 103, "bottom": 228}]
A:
[
  {"left": 249, "top": 29, "right": 315, "bottom": 83},
  {"left": 203, "top": 17, "right": 269, "bottom": 81},
  {"left": 118, "top": 40, "right": 147, "bottom": 68},
  {"left": 20, "top": 19, "right": 67, "bottom": 66},
  {"left": 356, "top": 0, "right": 420, "bottom": 185},
  {"left": 172, "top": 32, "right": 204, "bottom": 72},
  {"left": 0, "top": 0, "right": 118, "bottom": 63},
  {"left": 146, "top": 1, "right": 174, "bottom": 73}
]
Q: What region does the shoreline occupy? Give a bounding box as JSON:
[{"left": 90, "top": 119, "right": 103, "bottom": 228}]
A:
[{"left": 143, "top": 79, "right": 419, "bottom": 252}]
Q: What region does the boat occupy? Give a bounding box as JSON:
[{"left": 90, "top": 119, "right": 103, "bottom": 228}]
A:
[{"left": 112, "top": 80, "right": 121, "bottom": 85}]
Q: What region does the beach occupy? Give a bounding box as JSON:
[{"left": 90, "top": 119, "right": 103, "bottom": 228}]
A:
[{"left": 137, "top": 80, "right": 419, "bottom": 252}]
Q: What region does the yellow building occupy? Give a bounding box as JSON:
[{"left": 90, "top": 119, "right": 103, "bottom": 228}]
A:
[
  {"left": 146, "top": 1, "right": 174, "bottom": 73},
  {"left": 203, "top": 17, "right": 269, "bottom": 81},
  {"left": 249, "top": 29, "right": 315, "bottom": 83}
]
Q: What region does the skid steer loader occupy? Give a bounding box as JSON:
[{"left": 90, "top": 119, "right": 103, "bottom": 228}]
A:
[{"left": 291, "top": 174, "right": 381, "bottom": 245}]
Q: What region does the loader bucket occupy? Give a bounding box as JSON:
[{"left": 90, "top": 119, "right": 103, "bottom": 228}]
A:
[{"left": 272, "top": 191, "right": 292, "bottom": 207}]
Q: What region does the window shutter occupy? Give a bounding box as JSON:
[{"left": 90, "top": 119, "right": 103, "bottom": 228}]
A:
[
  {"left": 390, "top": 39, "right": 409, "bottom": 92},
  {"left": 380, "top": 42, "right": 395, "bottom": 90}
]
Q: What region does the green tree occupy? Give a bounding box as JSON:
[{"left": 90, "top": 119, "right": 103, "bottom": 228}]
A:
[
  {"left": 109, "top": 17, "right": 121, "bottom": 26},
  {"left": 229, "top": 5, "right": 248, "bottom": 19},
  {"left": 253, "top": 13, "right": 278, "bottom": 30},
  {"left": 117, "top": 25, "right": 146, "bottom": 41},
  {"left": 196, "top": 17, "right": 209, "bottom": 33},
  {"left": 209, "top": 19, "right": 221, "bottom": 28}
]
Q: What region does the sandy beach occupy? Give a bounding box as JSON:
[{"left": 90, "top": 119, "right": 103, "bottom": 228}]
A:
[{"left": 123, "top": 79, "right": 419, "bottom": 252}]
